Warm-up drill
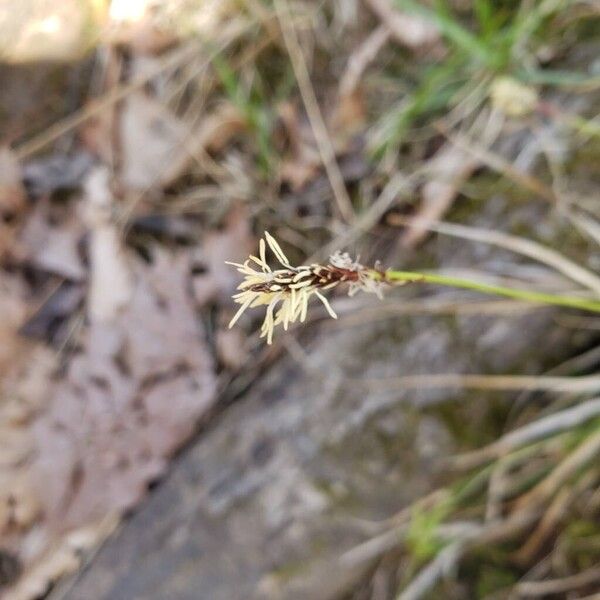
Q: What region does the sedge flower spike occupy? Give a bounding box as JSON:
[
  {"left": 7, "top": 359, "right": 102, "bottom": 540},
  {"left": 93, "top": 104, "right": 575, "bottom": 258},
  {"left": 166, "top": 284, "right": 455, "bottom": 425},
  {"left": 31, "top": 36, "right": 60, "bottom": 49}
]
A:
[
  {"left": 226, "top": 232, "right": 385, "bottom": 344},
  {"left": 227, "top": 232, "right": 600, "bottom": 344}
]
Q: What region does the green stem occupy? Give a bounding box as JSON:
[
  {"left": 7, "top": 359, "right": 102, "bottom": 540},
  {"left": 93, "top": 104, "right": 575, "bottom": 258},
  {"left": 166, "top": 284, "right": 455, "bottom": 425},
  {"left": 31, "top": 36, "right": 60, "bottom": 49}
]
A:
[{"left": 381, "top": 270, "right": 600, "bottom": 313}]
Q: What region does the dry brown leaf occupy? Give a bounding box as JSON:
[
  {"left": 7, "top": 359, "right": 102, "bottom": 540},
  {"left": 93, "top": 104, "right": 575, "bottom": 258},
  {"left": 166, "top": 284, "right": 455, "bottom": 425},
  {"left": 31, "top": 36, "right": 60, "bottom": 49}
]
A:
[
  {"left": 118, "top": 91, "right": 188, "bottom": 190},
  {"left": 19, "top": 169, "right": 216, "bottom": 537},
  {"left": 0, "top": 346, "right": 56, "bottom": 426},
  {"left": 28, "top": 248, "right": 216, "bottom": 532},
  {"left": 2, "top": 170, "right": 218, "bottom": 597},
  {"left": 0, "top": 275, "right": 59, "bottom": 590},
  {"left": 0, "top": 245, "right": 216, "bottom": 597},
  {"left": 16, "top": 197, "right": 86, "bottom": 281},
  {"left": 118, "top": 94, "right": 246, "bottom": 190},
  {"left": 158, "top": 102, "right": 247, "bottom": 188}
]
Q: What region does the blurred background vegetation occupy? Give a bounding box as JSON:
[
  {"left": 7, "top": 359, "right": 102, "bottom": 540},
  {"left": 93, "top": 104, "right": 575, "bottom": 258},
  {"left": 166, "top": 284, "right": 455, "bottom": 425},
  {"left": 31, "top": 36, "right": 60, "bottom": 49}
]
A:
[{"left": 1, "top": 1, "right": 600, "bottom": 599}]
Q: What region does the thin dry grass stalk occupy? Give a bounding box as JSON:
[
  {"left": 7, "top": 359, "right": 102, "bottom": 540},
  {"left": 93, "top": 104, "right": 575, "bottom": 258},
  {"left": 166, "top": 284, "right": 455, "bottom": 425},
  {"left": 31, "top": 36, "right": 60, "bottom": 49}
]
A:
[
  {"left": 515, "top": 566, "right": 600, "bottom": 596},
  {"left": 355, "top": 373, "right": 600, "bottom": 394},
  {"left": 389, "top": 215, "right": 600, "bottom": 295},
  {"left": 339, "top": 25, "right": 390, "bottom": 96},
  {"left": 436, "top": 125, "right": 558, "bottom": 203},
  {"left": 514, "top": 429, "right": 600, "bottom": 511},
  {"left": 14, "top": 40, "right": 212, "bottom": 160},
  {"left": 275, "top": 0, "right": 356, "bottom": 223},
  {"left": 453, "top": 397, "right": 600, "bottom": 469}
]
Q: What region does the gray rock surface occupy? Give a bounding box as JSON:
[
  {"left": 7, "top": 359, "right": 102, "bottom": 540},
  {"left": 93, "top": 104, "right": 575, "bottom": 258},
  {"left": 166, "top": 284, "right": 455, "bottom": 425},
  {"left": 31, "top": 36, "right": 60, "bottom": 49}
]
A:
[{"left": 62, "top": 201, "right": 587, "bottom": 600}]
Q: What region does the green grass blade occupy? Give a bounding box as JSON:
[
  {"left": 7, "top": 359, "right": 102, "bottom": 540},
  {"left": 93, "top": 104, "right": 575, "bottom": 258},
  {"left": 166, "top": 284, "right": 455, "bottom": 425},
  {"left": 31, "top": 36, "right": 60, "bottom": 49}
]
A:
[{"left": 394, "top": 0, "right": 496, "bottom": 66}]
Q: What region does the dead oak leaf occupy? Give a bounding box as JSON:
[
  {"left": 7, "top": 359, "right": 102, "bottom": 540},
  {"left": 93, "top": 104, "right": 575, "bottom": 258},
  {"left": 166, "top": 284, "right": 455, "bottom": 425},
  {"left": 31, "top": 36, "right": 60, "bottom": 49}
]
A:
[{"left": 29, "top": 248, "right": 217, "bottom": 531}]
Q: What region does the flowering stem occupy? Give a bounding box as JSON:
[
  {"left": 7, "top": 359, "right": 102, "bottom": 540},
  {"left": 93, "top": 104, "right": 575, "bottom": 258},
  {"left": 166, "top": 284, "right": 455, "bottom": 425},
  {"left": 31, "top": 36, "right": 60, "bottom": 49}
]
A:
[{"left": 382, "top": 270, "right": 600, "bottom": 313}]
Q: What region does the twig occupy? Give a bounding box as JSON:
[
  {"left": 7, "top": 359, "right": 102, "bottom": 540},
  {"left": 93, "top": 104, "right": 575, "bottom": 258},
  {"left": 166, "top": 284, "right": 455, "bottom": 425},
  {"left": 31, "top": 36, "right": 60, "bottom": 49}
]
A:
[
  {"left": 275, "top": 0, "right": 356, "bottom": 223},
  {"left": 401, "top": 144, "right": 479, "bottom": 248},
  {"left": 485, "top": 459, "right": 511, "bottom": 522}
]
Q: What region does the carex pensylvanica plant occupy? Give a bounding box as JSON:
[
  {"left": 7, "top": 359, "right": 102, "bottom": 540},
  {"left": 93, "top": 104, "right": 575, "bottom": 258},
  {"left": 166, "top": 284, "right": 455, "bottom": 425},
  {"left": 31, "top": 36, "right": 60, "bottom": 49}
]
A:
[{"left": 227, "top": 232, "right": 600, "bottom": 344}]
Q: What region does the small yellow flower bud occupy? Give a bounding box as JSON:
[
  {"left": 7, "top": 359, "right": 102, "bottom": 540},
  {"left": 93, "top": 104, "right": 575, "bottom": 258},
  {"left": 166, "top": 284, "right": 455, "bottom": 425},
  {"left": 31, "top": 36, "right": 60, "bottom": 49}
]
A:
[{"left": 490, "top": 76, "right": 538, "bottom": 117}]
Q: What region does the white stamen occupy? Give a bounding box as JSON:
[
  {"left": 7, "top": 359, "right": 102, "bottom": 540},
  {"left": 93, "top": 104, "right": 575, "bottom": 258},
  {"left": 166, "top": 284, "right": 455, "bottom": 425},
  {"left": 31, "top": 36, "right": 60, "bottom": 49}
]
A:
[
  {"left": 315, "top": 291, "right": 337, "bottom": 319},
  {"left": 265, "top": 231, "right": 292, "bottom": 268},
  {"left": 228, "top": 296, "right": 254, "bottom": 328}
]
